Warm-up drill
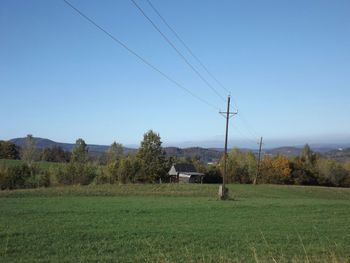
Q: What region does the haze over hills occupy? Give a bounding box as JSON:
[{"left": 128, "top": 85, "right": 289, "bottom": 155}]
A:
[{"left": 8, "top": 137, "right": 350, "bottom": 163}]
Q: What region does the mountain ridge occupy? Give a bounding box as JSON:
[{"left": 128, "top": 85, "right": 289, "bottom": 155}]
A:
[{"left": 8, "top": 137, "right": 350, "bottom": 163}]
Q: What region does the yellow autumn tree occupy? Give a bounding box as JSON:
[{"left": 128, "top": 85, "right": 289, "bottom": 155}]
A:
[{"left": 271, "top": 155, "right": 292, "bottom": 184}]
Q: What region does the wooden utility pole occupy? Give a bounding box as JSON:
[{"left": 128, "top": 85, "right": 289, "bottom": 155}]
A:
[
  {"left": 254, "top": 136, "right": 263, "bottom": 185},
  {"left": 219, "top": 95, "right": 237, "bottom": 200}
]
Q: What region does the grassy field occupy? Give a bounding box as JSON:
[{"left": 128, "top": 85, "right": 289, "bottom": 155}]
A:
[
  {"left": 0, "top": 159, "right": 65, "bottom": 170},
  {"left": 0, "top": 184, "right": 349, "bottom": 262}
]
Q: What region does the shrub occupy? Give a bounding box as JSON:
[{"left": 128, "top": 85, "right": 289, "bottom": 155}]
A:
[
  {"left": 58, "top": 162, "right": 97, "bottom": 185},
  {"left": 0, "top": 163, "right": 50, "bottom": 190},
  {"left": 203, "top": 166, "right": 222, "bottom": 184},
  {"left": 94, "top": 167, "right": 114, "bottom": 184},
  {"left": 316, "top": 159, "right": 349, "bottom": 187}
]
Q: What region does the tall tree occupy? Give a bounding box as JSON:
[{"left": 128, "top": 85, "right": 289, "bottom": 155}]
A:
[
  {"left": 271, "top": 155, "right": 292, "bottom": 184},
  {"left": 118, "top": 155, "right": 133, "bottom": 184},
  {"left": 107, "top": 142, "right": 123, "bottom": 163},
  {"left": 137, "top": 130, "right": 166, "bottom": 182},
  {"left": 20, "top": 134, "right": 38, "bottom": 164},
  {"left": 71, "top": 138, "right": 88, "bottom": 163},
  {"left": 301, "top": 144, "right": 313, "bottom": 164},
  {"left": 106, "top": 142, "right": 124, "bottom": 183},
  {"left": 246, "top": 151, "right": 257, "bottom": 182},
  {"left": 67, "top": 139, "right": 96, "bottom": 185}
]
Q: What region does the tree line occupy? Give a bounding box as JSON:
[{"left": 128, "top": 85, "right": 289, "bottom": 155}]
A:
[
  {"left": 1, "top": 132, "right": 350, "bottom": 190},
  {"left": 0, "top": 131, "right": 171, "bottom": 189},
  {"left": 220, "top": 144, "right": 350, "bottom": 187}
]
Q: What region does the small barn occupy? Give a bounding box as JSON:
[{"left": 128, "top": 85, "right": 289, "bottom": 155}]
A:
[{"left": 168, "top": 163, "right": 204, "bottom": 183}]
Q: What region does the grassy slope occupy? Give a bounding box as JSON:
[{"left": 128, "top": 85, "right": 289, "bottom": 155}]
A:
[{"left": 0, "top": 184, "right": 349, "bottom": 262}]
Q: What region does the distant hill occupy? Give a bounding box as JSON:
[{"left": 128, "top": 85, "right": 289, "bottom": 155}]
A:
[
  {"left": 8, "top": 137, "right": 350, "bottom": 163},
  {"left": 322, "top": 148, "right": 350, "bottom": 162},
  {"left": 164, "top": 147, "right": 222, "bottom": 163},
  {"left": 10, "top": 137, "right": 136, "bottom": 156},
  {"left": 265, "top": 147, "right": 302, "bottom": 157},
  {"left": 9, "top": 137, "right": 222, "bottom": 162}
]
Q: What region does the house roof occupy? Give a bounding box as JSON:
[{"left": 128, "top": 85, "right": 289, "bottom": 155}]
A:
[
  {"left": 173, "top": 163, "right": 197, "bottom": 173},
  {"left": 168, "top": 163, "right": 198, "bottom": 176}
]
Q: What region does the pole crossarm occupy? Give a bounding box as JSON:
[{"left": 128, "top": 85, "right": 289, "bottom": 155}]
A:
[{"left": 219, "top": 111, "right": 238, "bottom": 118}]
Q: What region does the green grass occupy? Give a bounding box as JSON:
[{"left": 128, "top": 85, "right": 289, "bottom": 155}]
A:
[
  {"left": 0, "top": 159, "right": 65, "bottom": 171},
  {"left": 1, "top": 184, "right": 350, "bottom": 262}
]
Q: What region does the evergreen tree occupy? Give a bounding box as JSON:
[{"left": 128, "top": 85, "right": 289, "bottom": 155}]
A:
[{"left": 0, "top": 141, "right": 19, "bottom": 159}]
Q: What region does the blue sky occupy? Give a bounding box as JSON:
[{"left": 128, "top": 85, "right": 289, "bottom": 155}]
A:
[{"left": 1, "top": 0, "right": 349, "bottom": 148}]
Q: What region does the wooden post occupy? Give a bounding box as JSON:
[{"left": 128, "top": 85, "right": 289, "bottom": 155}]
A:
[
  {"left": 254, "top": 137, "right": 263, "bottom": 185},
  {"left": 219, "top": 95, "right": 237, "bottom": 200}
]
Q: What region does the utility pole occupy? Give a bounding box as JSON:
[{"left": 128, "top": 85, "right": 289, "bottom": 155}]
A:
[
  {"left": 254, "top": 137, "right": 263, "bottom": 185},
  {"left": 219, "top": 95, "right": 237, "bottom": 200}
]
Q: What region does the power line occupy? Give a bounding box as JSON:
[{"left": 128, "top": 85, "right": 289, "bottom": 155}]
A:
[
  {"left": 129, "top": 0, "right": 226, "bottom": 102},
  {"left": 145, "top": 0, "right": 231, "bottom": 95},
  {"left": 143, "top": 0, "right": 262, "bottom": 142},
  {"left": 133, "top": 0, "right": 263, "bottom": 144},
  {"left": 232, "top": 124, "right": 259, "bottom": 145},
  {"left": 237, "top": 114, "right": 260, "bottom": 139},
  {"left": 230, "top": 96, "right": 260, "bottom": 139},
  {"left": 62, "top": 0, "right": 219, "bottom": 111}
]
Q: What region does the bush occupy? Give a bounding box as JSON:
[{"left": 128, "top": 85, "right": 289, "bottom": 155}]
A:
[
  {"left": 58, "top": 162, "right": 98, "bottom": 185},
  {"left": 202, "top": 166, "right": 222, "bottom": 184},
  {"left": 316, "top": 159, "right": 349, "bottom": 187},
  {"left": 93, "top": 167, "right": 114, "bottom": 184},
  {"left": 0, "top": 163, "right": 50, "bottom": 190}
]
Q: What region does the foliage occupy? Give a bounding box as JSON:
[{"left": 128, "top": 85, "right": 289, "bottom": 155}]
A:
[
  {"left": 190, "top": 156, "right": 207, "bottom": 174},
  {"left": 0, "top": 141, "right": 19, "bottom": 160},
  {"left": 20, "top": 134, "right": 39, "bottom": 164},
  {"left": 270, "top": 155, "right": 292, "bottom": 184},
  {"left": 290, "top": 157, "right": 318, "bottom": 185},
  {"left": 220, "top": 148, "right": 256, "bottom": 184},
  {"left": 118, "top": 155, "right": 133, "bottom": 183},
  {"left": 0, "top": 162, "right": 50, "bottom": 190},
  {"left": 58, "top": 138, "right": 98, "bottom": 185},
  {"left": 136, "top": 130, "right": 166, "bottom": 182},
  {"left": 105, "top": 142, "right": 124, "bottom": 183},
  {"left": 71, "top": 138, "right": 89, "bottom": 163},
  {"left": 59, "top": 162, "right": 97, "bottom": 185},
  {"left": 219, "top": 144, "right": 350, "bottom": 187},
  {"left": 106, "top": 142, "right": 123, "bottom": 163},
  {"left": 202, "top": 164, "right": 222, "bottom": 183},
  {"left": 316, "top": 158, "right": 349, "bottom": 187},
  {"left": 1, "top": 136, "right": 350, "bottom": 189},
  {"left": 41, "top": 146, "right": 71, "bottom": 163}
]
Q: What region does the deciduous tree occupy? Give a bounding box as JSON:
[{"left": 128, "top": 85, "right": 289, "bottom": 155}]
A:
[
  {"left": 20, "top": 134, "right": 38, "bottom": 165},
  {"left": 137, "top": 130, "right": 166, "bottom": 182},
  {"left": 71, "top": 138, "right": 88, "bottom": 163}
]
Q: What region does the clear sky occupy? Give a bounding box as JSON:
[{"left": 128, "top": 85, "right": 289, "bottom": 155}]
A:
[{"left": 1, "top": 0, "right": 349, "bottom": 148}]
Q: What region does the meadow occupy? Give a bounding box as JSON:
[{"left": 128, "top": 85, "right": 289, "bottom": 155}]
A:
[
  {"left": 0, "top": 184, "right": 349, "bottom": 262},
  {"left": 0, "top": 159, "right": 65, "bottom": 171}
]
